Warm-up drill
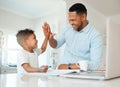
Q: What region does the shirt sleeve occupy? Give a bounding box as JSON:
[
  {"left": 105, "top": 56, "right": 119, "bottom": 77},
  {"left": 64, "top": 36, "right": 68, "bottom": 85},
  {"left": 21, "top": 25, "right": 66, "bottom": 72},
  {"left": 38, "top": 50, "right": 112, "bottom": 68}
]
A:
[
  {"left": 33, "top": 48, "right": 42, "bottom": 56},
  {"left": 88, "top": 32, "right": 103, "bottom": 70},
  {"left": 18, "top": 51, "right": 29, "bottom": 66},
  {"left": 55, "top": 26, "right": 68, "bottom": 48}
]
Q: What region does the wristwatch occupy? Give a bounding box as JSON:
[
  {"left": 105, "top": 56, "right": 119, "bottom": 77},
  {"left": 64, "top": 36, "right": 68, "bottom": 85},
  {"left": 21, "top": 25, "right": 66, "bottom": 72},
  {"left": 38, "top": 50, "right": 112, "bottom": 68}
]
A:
[{"left": 68, "top": 63, "right": 72, "bottom": 69}]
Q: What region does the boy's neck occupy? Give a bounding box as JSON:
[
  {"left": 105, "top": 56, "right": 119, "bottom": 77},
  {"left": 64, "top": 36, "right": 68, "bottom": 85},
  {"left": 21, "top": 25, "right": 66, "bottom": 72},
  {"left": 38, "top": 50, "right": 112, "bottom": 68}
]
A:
[{"left": 23, "top": 46, "right": 34, "bottom": 53}]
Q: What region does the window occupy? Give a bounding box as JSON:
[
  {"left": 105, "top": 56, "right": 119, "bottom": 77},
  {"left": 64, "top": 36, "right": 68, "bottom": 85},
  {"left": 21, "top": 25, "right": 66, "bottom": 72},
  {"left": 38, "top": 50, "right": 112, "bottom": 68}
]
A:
[
  {"left": 2, "top": 34, "right": 21, "bottom": 67},
  {"left": 7, "top": 35, "right": 21, "bottom": 66}
]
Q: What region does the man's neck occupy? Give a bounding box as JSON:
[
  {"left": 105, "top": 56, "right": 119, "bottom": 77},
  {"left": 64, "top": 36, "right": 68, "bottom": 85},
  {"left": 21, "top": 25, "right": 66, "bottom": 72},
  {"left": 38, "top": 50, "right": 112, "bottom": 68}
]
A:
[{"left": 77, "top": 20, "right": 88, "bottom": 31}]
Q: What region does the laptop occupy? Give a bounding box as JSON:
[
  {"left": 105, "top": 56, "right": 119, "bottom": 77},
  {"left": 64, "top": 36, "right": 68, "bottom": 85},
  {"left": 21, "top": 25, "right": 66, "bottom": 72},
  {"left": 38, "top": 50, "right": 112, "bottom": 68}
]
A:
[{"left": 60, "top": 21, "right": 120, "bottom": 80}]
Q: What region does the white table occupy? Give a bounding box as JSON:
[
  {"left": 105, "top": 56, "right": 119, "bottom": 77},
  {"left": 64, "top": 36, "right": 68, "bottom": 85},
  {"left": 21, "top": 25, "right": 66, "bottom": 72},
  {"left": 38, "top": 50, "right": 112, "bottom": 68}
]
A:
[{"left": 0, "top": 73, "right": 120, "bottom": 87}]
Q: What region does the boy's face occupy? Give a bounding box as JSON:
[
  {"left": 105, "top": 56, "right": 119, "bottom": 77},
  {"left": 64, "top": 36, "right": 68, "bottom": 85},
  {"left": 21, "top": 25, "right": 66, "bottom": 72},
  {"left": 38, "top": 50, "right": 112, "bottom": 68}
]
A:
[{"left": 26, "top": 34, "right": 38, "bottom": 49}]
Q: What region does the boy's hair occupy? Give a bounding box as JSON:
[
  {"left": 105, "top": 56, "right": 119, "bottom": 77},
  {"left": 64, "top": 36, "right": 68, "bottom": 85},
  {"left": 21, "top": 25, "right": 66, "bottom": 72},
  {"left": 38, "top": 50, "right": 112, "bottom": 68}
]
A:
[
  {"left": 69, "top": 3, "right": 87, "bottom": 15},
  {"left": 16, "top": 28, "right": 34, "bottom": 46}
]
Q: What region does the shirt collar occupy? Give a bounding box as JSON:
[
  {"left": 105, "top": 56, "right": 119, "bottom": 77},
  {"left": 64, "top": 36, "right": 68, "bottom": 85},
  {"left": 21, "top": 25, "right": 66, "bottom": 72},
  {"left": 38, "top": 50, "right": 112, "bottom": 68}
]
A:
[
  {"left": 69, "top": 20, "right": 91, "bottom": 33},
  {"left": 80, "top": 22, "right": 90, "bottom": 33}
]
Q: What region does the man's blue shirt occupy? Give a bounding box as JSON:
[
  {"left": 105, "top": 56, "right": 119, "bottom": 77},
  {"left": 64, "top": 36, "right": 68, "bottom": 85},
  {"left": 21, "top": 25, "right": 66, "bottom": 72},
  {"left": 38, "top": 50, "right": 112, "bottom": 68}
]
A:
[{"left": 55, "top": 23, "right": 103, "bottom": 70}]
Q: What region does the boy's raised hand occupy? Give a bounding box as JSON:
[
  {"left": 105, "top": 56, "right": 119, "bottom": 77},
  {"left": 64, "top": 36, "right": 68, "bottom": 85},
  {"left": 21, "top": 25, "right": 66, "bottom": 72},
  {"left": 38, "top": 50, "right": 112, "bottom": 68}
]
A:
[
  {"left": 42, "top": 22, "right": 51, "bottom": 38},
  {"left": 42, "top": 22, "right": 56, "bottom": 39}
]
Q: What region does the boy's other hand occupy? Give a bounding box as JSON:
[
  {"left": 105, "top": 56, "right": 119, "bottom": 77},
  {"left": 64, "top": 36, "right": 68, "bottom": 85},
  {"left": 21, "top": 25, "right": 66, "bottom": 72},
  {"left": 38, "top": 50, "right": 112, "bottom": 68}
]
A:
[{"left": 38, "top": 65, "right": 48, "bottom": 72}]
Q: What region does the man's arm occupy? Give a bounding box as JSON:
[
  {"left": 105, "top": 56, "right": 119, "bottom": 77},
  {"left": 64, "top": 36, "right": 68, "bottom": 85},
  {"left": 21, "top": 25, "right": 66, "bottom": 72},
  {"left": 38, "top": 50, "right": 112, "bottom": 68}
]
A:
[
  {"left": 58, "top": 63, "right": 80, "bottom": 70},
  {"left": 49, "top": 36, "right": 57, "bottom": 48},
  {"left": 88, "top": 33, "right": 103, "bottom": 70}
]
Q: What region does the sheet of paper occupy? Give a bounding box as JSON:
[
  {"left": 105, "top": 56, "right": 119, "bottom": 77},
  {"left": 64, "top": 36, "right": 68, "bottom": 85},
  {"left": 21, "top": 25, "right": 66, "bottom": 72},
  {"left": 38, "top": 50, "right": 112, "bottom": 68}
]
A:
[{"left": 26, "top": 70, "right": 80, "bottom": 76}]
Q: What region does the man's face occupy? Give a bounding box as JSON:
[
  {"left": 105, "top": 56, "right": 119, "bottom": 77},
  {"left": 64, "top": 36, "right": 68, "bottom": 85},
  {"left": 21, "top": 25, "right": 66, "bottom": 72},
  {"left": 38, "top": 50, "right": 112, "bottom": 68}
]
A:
[{"left": 68, "top": 12, "right": 84, "bottom": 31}]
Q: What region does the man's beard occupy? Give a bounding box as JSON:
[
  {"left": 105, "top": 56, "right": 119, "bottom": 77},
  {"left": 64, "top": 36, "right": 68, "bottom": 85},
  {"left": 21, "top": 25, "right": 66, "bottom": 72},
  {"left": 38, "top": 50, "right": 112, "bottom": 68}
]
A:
[{"left": 77, "top": 22, "right": 83, "bottom": 31}]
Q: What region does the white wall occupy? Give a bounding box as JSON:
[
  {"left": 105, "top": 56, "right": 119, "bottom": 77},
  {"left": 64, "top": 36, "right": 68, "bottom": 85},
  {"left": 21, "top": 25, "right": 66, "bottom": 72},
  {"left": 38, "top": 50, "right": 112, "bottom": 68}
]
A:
[
  {"left": 0, "top": 31, "right": 3, "bottom": 73},
  {"left": 0, "top": 8, "right": 34, "bottom": 34},
  {"left": 108, "top": 15, "right": 120, "bottom": 24},
  {"left": 106, "top": 17, "right": 120, "bottom": 75}
]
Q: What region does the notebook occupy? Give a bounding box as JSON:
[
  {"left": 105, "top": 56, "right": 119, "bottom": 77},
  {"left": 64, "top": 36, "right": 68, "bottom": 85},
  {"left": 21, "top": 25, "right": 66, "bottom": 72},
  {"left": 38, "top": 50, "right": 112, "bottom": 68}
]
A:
[{"left": 60, "top": 21, "right": 120, "bottom": 80}]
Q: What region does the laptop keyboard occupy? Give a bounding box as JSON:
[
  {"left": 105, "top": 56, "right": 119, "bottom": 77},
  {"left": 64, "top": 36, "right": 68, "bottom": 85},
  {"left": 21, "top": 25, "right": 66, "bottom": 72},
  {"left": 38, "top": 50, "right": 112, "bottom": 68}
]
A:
[{"left": 67, "top": 71, "right": 105, "bottom": 76}]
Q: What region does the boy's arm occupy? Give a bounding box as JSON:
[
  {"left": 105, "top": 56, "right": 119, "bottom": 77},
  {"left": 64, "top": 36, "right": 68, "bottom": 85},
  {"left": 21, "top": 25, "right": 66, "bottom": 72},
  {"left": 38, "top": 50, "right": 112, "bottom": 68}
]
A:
[
  {"left": 22, "top": 63, "right": 48, "bottom": 73},
  {"left": 41, "top": 22, "right": 51, "bottom": 53},
  {"left": 40, "top": 37, "right": 49, "bottom": 53},
  {"left": 42, "top": 22, "right": 57, "bottom": 48}
]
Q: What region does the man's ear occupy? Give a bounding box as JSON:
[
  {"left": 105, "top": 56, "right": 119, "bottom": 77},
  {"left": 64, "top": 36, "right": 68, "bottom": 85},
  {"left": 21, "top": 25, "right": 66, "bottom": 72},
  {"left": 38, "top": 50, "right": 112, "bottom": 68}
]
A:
[{"left": 81, "top": 13, "right": 86, "bottom": 21}]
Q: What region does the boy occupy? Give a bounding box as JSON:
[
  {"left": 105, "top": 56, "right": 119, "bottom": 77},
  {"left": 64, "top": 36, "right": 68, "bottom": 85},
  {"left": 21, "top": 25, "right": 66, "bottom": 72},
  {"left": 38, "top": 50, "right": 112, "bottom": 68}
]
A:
[{"left": 16, "top": 28, "right": 49, "bottom": 74}]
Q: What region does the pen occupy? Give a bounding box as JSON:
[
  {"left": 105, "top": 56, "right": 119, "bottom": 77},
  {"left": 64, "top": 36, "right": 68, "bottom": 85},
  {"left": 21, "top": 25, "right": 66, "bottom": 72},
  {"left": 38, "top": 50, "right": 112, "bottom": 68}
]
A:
[
  {"left": 48, "top": 66, "right": 52, "bottom": 68},
  {"left": 38, "top": 66, "right": 52, "bottom": 70}
]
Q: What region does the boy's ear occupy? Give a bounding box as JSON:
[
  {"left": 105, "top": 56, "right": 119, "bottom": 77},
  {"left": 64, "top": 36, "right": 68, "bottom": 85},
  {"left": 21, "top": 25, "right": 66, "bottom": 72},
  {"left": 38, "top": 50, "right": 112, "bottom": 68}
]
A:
[
  {"left": 22, "top": 39, "right": 28, "bottom": 45},
  {"left": 26, "top": 39, "right": 29, "bottom": 44}
]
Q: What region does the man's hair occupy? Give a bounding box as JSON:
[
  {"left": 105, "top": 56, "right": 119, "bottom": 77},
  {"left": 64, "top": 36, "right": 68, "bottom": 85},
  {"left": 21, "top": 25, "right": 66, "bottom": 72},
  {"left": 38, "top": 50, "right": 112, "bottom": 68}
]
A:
[
  {"left": 69, "top": 3, "right": 87, "bottom": 15},
  {"left": 16, "top": 28, "right": 34, "bottom": 46}
]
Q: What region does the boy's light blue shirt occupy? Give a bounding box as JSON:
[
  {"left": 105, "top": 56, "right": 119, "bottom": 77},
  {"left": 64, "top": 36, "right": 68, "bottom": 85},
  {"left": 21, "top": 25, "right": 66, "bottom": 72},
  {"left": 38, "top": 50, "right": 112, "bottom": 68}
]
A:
[{"left": 55, "top": 23, "right": 103, "bottom": 70}]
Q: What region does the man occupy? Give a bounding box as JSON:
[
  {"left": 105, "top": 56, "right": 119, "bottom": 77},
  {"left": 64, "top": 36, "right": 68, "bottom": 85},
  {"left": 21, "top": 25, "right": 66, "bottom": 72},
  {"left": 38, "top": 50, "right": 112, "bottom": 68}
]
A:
[{"left": 42, "top": 3, "right": 103, "bottom": 70}]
